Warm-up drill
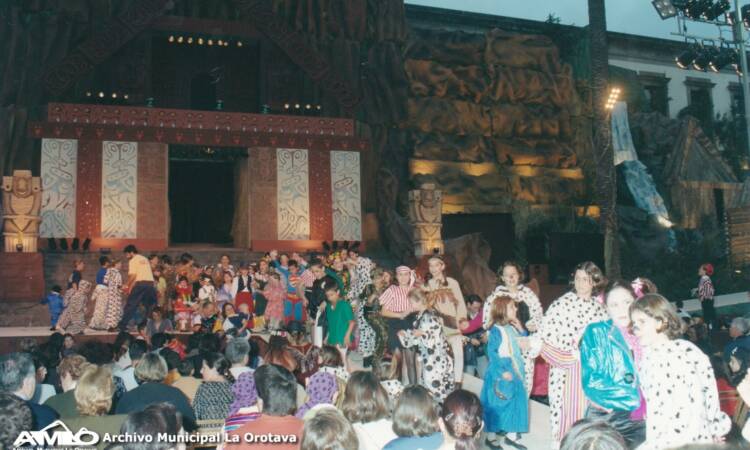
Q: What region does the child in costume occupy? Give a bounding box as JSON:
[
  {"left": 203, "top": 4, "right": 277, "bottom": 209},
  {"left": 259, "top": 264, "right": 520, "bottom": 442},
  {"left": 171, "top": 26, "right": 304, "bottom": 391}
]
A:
[
  {"left": 481, "top": 295, "right": 529, "bottom": 449},
  {"left": 263, "top": 272, "right": 286, "bottom": 331},
  {"left": 41, "top": 285, "right": 64, "bottom": 330},
  {"left": 173, "top": 276, "right": 195, "bottom": 331}
]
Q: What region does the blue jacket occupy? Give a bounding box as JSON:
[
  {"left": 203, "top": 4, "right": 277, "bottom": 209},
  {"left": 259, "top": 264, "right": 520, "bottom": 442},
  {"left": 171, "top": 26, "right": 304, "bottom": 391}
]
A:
[
  {"left": 580, "top": 320, "right": 641, "bottom": 412},
  {"left": 41, "top": 293, "right": 64, "bottom": 316}
]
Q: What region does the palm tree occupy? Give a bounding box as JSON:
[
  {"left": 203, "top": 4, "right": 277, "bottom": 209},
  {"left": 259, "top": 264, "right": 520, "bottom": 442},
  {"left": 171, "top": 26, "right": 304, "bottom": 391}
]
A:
[{"left": 588, "top": 0, "right": 621, "bottom": 277}]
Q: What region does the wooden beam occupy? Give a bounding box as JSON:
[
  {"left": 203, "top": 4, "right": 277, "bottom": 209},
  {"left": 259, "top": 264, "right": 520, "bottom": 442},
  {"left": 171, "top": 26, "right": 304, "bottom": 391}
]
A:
[{"left": 43, "top": 0, "right": 173, "bottom": 96}]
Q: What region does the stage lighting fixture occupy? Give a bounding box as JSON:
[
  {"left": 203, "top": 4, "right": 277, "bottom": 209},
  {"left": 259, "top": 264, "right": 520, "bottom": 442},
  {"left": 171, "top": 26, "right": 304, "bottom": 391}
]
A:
[
  {"left": 123, "top": 94, "right": 129, "bottom": 100},
  {"left": 652, "top": 0, "right": 678, "bottom": 19},
  {"left": 59, "top": 238, "right": 68, "bottom": 251},
  {"left": 743, "top": 4, "right": 750, "bottom": 28},
  {"left": 208, "top": 39, "right": 213, "bottom": 46},
  {"left": 605, "top": 87, "right": 622, "bottom": 110},
  {"left": 98, "top": 91, "right": 105, "bottom": 98},
  {"left": 726, "top": 10, "right": 738, "bottom": 24},
  {"left": 709, "top": 47, "right": 735, "bottom": 71},
  {"left": 168, "top": 35, "right": 174, "bottom": 43},
  {"left": 702, "top": 0, "right": 730, "bottom": 20},
  {"left": 71, "top": 237, "right": 80, "bottom": 251},
  {"left": 686, "top": 0, "right": 712, "bottom": 19},
  {"left": 47, "top": 238, "right": 57, "bottom": 251},
  {"left": 693, "top": 46, "right": 719, "bottom": 70},
  {"left": 676, "top": 47, "right": 698, "bottom": 68},
  {"left": 237, "top": 41, "right": 243, "bottom": 47},
  {"left": 177, "top": 36, "right": 184, "bottom": 43},
  {"left": 82, "top": 238, "right": 91, "bottom": 252},
  {"left": 198, "top": 38, "right": 204, "bottom": 45}
]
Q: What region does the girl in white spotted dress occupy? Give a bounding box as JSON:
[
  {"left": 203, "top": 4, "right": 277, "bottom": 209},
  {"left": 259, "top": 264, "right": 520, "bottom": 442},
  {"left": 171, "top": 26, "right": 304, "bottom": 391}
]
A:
[
  {"left": 398, "top": 288, "right": 454, "bottom": 402},
  {"left": 484, "top": 261, "right": 544, "bottom": 394},
  {"left": 630, "top": 293, "right": 730, "bottom": 450},
  {"left": 540, "top": 261, "right": 609, "bottom": 449}
]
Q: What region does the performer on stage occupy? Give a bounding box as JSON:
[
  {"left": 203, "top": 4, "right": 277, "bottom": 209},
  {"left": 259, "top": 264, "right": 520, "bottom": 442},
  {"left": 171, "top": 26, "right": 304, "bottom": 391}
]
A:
[
  {"left": 379, "top": 266, "right": 418, "bottom": 383},
  {"left": 117, "top": 245, "right": 157, "bottom": 332},
  {"left": 90, "top": 259, "right": 124, "bottom": 331},
  {"left": 541, "top": 261, "right": 608, "bottom": 448},
  {"left": 57, "top": 280, "right": 92, "bottom": 335},
  {"left": 424, "top": 256, "right": 468, "bottom": 386}
]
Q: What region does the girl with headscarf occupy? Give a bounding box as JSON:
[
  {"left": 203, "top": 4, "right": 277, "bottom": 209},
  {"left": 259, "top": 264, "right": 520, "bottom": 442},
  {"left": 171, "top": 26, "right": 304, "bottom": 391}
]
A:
[{"left": 296, "top": 371, "right": 339, "bottom": 419}]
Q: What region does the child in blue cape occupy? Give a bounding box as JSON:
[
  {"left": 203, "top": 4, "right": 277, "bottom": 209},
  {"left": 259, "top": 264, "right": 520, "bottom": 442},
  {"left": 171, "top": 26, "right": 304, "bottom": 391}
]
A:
[{"left": 41, "top": 285, "right": 64, "bottom": 330}]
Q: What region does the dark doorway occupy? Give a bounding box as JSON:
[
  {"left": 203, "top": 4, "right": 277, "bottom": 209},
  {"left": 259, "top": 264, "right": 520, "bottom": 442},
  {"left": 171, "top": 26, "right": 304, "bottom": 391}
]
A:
[
  {"left": 442, "top": 213, "right": 515, "bottom": 271},
  {"left": 169, "top": 159, "right": 234, "bottom": 244}
]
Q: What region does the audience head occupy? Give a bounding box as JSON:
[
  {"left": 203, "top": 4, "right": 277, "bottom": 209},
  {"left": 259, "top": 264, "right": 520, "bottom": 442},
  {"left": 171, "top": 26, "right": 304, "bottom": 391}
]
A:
[
  {"left": 296, "top": 372, "right": 339, "bottom": 418},
  {"left": 323, "top": 282, "right": 341, "bottom": 302},
  {"left": 128, "top": 339, "right": 148, "bottom": 363},
  {"left": 408, "top": 288, "right": 430, "bottom": 312},
  {"left": 75, "top": 365, "right": 114, "bottom": 416},
  {"left": 225, "top": 338, "right": 250, "bottom": 367},
  {"left": 605, "top": 280, "right": 637, "bottom": 328},
  {"left": 119, "top": 402, "right": 183, "bottom": 450},
  {"left": 201, "top": 352, "right": 234, "bottom": 383},
  {"left": 301, "top": 407, "right": 359, "bottom": 450},
  {"left": 729, "top": 347, "right": 750, "bottom": 385},
  {"left": 730, "top": 317, "right": 750, "bottom": 338},
  {"left": 113, "top": 331, "right": 134, "bottom": 358},
  {"left": 0, "top": 392, "right": 32, "bottom": 449},
  {"left": 177, "top": 359, "right": 194, "bottom": 377},
  {"left": 76, "top": 341, "right": 114, "bottom": 365},
  {"left": 63, "top": 333, "right": 75, "bottom": 350},
  {"left": 198, "top": 332, "right": 221, "bottom": 355},
  {"left": 0, "top": 352, "right": 36, "bottom": 399},
  {"left": 571, "top": 261, "right": 607, "bottom": 298},
  {"left": 560, "top": 418, "right": 627, "bottom": 450},
  {"left": 341, "top": 371, "right": 390, "bottom": 424},
  {"left": 440, "top": 390, "right": 484, "bottom": 450},
  {"left": 318, "top": 345, "right": 343, "bottom": 368},
  {"left": 392, "top": 385, "right": 439, "bottom": 437},
  {"left": 134, "top": 352, "right": 168, "bottom": 384},
  {"left": 254, "top": 364, "right": 297, "bottom": 416},
  {"left": 58, "top": 354, "right": 91, "bottom": 391},
  {"left": 161, "top": 349, "right": 181, "bottom": 373},
  {"left": 630, "top": 293, "right": 682, "bottom": 345},
  {"left": 151, "top": 333, "right": 169, "bottom": 350}
]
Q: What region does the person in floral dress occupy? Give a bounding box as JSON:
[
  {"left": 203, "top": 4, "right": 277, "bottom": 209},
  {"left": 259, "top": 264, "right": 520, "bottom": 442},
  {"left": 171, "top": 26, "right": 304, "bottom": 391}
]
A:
[
  {"left": 103, "top": 259, "right": 124, "bottom": 330},
  {"left": 57, "top": 280, "right": 92, "bottom": 335}
]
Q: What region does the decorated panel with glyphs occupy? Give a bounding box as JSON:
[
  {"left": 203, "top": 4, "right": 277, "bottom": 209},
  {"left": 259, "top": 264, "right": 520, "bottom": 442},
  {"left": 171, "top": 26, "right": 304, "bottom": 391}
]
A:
[
  {"left": 330, "top": 151, "right": 362, "bottom": 241},
  {"left": 101, "top": 141, "right": 138, "bottom": 238},
  {"left": 277, "top": 148, "right": 310, "bottom": 240},
  {"left": 40, "top": 139, "right": 77, "bottom": 238}
]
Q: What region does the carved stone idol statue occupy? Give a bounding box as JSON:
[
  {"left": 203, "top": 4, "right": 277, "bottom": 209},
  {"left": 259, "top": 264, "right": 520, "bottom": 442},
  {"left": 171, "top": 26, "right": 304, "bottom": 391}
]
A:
[
  {"left": 408, "top": 183, "right": 444, "bottom": 257},
  {"left": 2, "top": 170, "right": 42, "bottom": 252}
]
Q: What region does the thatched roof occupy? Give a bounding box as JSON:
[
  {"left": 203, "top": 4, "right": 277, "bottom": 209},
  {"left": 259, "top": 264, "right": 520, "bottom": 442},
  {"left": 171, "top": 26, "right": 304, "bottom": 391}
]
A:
[{"left": 664, "top": 118, "right": 740, "bottom": 189}]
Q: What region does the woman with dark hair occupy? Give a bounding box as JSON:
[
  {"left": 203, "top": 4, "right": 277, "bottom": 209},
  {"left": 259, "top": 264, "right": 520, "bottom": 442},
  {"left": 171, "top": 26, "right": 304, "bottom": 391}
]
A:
[
  {"left": 117, "top": 402, "right": 184, "bottom": 450},
  {"left": 145, "top": 307, "right": 173, "bottom": 339},
  {"left": 264, "top": 335, "right": 299, "bottom": 373},
  {"left": 631, "top": 293, "right": 730, "bottom": 449},
  {"left": 113, "top": 331, "right": 134, "bottom": 368},
  {"left": 560, "top": 419, "right": 627, "bottom": 450},
  {"left": 384, "top": 385, "right": 442, "bottom": 450},
  {"left": 540, "top": 261, "right": 609, "bottom": 446},
  {"left": 192, "top": 352, "right": 235, "bottom": 420},
  {"left": 379, "top": 266, "right": 418, "bottom": 383},
  {"left": 341, "top": 371, "right": 396, "bottom": 450},
  {"left": 437, "top": 390, "right": 484, "bottom": 450},
  {"left": 579, "top": 281, "right": 645, "bottom": 448}
]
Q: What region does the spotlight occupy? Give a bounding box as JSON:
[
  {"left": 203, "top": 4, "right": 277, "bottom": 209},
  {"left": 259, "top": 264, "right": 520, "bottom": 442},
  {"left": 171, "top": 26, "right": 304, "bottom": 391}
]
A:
[
  {"left": 676, "top": 47, "right": 698, "bottom": 69},
  {"left": 652, "top": 0, "right": 678, "bottom": 19},
  {"left": 198, "top": 38, "right": 204, "bottom": 45},
  {"left": 294, "top": 103, "right": 300, "bottom": 109},
  {"left": 208, "top": 39, "right": 213, "bottom": 46},
  {"left": 218, "top": 40, "right": 224, "bottom": 46},
  {"left": 177, "top": 36, "right": 184, "bottom": 43},
  {"left": 606, "top": 87, "right": 622, "bottom": 110},
  {"left": 187, "top": 37, "right": 193, "bottom": 44},
  {"left": 237, "top": 41, "right": 243, "bottom": 47},
  {"left": 709, "top": 47, "right": 735, "bottom": 72},
  {"left": 168, "top": 35, "right": 174, "bottom": 43},
  {"left": 123, "top": 94, "right": 129, "bottom": 100},
  {"left": 702, "top": 0, "right": 729, "bottom": 20},
  {"left": 85, "top": 92, "right": 91, "bottom": 97},
  {"left": 316, "top": 105, "right": 322, "bottom": 110},
  {"left": 685, "top": 0, "right": 712, "bottom": 19},
  {"left": 98, "top": 91, "right": 105, "bottom": 98},
  {"left": 743, "top": 4, "right": 750, "bottom": 28},
  {"left": 305, "top": 104, "right": 312, "bottom": 110},
  {"left": 693, "top": 47, "right": 718, "bottom": 71},
  {"left": 112, "top": 92, "right": 117, "bottom": 98},
  {"left": 284, "top": 103, "right": 290, "bottom": 109}
]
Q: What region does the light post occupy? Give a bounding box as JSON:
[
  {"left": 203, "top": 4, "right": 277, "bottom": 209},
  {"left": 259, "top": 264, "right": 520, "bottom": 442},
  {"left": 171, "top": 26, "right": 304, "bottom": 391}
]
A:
[{"left": 734, "top": 0, "right": 750, "bottom": 160}]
